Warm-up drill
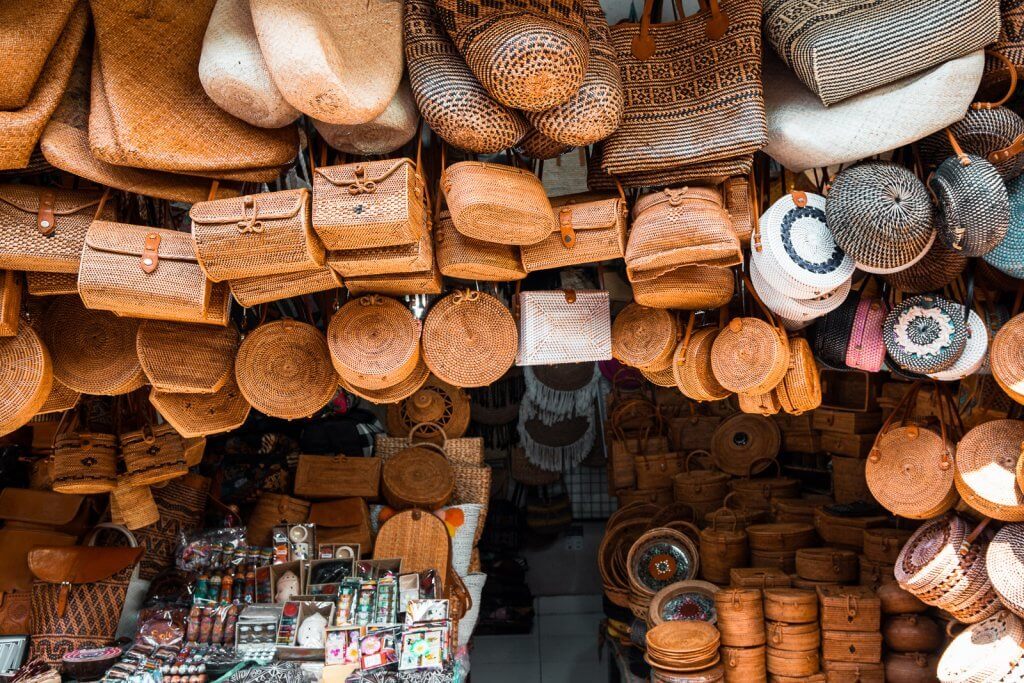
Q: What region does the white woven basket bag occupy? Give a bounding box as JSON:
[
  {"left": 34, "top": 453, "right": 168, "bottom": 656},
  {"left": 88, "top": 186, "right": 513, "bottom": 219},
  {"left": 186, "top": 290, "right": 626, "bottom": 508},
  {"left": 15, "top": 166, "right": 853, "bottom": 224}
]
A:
[{"left": 749, "top": 256, "right": 851, "bottom": 324}]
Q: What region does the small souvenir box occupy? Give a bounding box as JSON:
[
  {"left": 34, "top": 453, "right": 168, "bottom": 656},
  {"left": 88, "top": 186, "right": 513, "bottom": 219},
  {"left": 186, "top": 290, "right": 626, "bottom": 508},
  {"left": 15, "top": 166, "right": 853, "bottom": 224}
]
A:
[
  {"left": 307, "top": 557, "right": 358, "bottom": 597},
  {"left": 275, "top": 600, "right": 336, "bottom": 661}
]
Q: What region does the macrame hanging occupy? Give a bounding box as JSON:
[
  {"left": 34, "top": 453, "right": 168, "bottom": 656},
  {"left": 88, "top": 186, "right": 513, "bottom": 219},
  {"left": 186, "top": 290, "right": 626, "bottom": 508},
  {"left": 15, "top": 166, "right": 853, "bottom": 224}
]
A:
[{"left": 517, "top": 363, "right": 600, "bottom": 471}]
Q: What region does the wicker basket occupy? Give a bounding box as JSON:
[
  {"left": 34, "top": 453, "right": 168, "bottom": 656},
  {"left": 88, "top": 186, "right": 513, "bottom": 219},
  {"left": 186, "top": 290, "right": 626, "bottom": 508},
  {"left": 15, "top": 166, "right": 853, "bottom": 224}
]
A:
[
  {"left": 435, "top": 210, "right": 526, "bottom": 281},
  {"left": 817, "top": 585, "right": 880, "bottom": 632},
  {"left": 328, "top": 295, "right": 421, "bottom": 390},
  {"left": 235, "top": 319, "right": 339, "bottom": 420},
  {"left": 729, "top": 568, "right": 792, "bottom": 590},
  {"left": 229, "top": 267, "right": 343, "bottom": 308},
  {"left": 751, "top": 548, "right": 798, "bottom": 574},
  {"left": 777, "top": 337, "right": 822, "bottom": 415},
  {"left": 326, "top": 224, "right": 434, "bottom": 278},
  {"left": 795, "top": 547, "right": 858, "bottom": 583},
  {"left": 728, "top": 460, "right": 801, "bottom": 512},
  {"left": 25, "top": 271, "right": 78, "bottom": 296},
  {"left": 149, "top": 372, "right": 253, "bottom": 439},
  {"left": 294, "top": 454, "right": 381, "bottom": 500},
  {"left": 747, "top": 523, "right": 817, "bottom": 552},
  {"left": 521, "top": 192, "right": 628, "bottom": 272},
  {"left": 861, "top": 528, "right": 912, "bottom": 564},
  {"left": 711, "top": 414, "right": 780, "bottom": 477},
  {"left": 821, "top": 630, "right": 882, "bottom": 664},
  {"left": 721, "top": 644, "right": 766, "bottom": 683},
  {"left": 882, "top": 613, "right": 943, "bottom": 653},
  {"left": 937, "top": 612, "right": 1024, "bottom": 683},
  {"left": 344, "top": 261, "right": 443, "bottom": 296},
  {"left": 120, "top": 422, "right": 187, "bottom": 487},
  {"left": 766, "top": 647, "right": 820, "bottom": 678},
  {"left": 374, "top": 509, "right": 451, "bottom": 586},
  {"left": 672, "top": 451, "right": 729, "bottom": 521},
  {"left": 632, "top": 265, "right": 735, "bottom": 310},
  {"left": 984, "top": 523, "right": 1024, "bottom": 618},
  {"left": 515, "top": 289, "right": 612, "bottom": 365},
  {"left": 341, "top": 357, "right": 431, "bottom": 405},
  {"left": 764, "top": 588, "right": 818, "bottom": 624},
  {"left": 672, "top": 328, "right": 730, "bottom": 406},
  {"left": 992, "top": 313, "right": 1024, "bottom": 404},
  {"left": 612, "top": 303, "right": 678, "bottom": 372},
  {"left": 714, "top": 588, "right": 765, "bottom": 647},
  {"left": 246, "top": 493, "right": 311, "bottom": 546},
  {"left": 35, "top": 377, "right": 80, "bottom": 417},
  {"left": 814, "top": 507, "right": 889, "bottom": 551},
  {"left": 766, "top": 620, "right": 820, "bottom": 652},
  {"left": 136, "top": 320, "right": 238, "bottom": 394},
  {"left": 381, "top": 445, "right": 455, "bottom": 510},
  {"left": 52, "top": 408, "right": 118, "bottom": 494},
  {"left": 421, "top": 290, "right": 517, "bottom": 388},
  {"left": 700, "top": 509, "right": 749, "bottom": 584},
  {"left": 0, "top": 323, "right": 52, "bottom": 436},
  {"left": 110, "top": 479, "right": 159, "bottom": 530}
]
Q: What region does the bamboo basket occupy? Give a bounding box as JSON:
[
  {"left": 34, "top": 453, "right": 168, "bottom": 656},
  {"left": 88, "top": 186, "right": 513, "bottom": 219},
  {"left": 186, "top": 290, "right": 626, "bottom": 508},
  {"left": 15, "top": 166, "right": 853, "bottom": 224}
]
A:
[
  {"left": 821, "top": 631, "right": 882, "bottom": 664},
  {"left": 817, "top": 585, "right": 880, "bottom": 632},
  {"left": 120, "top": 422, "right": 188, "bottom": 487},
  {"left": 714, "top": 588, "right": 765, "bottom": 647},
  {"left": 795, "top": 548, "right": 859, "bottom": 583},
  {"left": 766, "top": 647, "right": 820, "bottom": 678},
  {"left": 766, "top": 620, "right": 820, "bottom": 652},
  {"left": 763, "top": 588, "right": 818, "bottom": 624}
]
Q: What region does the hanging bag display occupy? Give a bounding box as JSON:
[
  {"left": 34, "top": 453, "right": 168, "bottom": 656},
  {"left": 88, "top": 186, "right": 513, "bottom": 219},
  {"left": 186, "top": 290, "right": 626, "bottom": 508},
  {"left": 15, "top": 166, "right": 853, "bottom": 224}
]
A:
[
  {"left": 514, "top": 289, "right": 612, "bottom": 366},
  {"left": 611, "top": 304, "right": 678, "bottom": 373},
  {"left": 421, "top": 289, "right": 518, "bottom": 388},
  {"left": 327, "top": 295, "right": 422, "bottom": 390},
  {"left": 710, "top": 279, "right": 790, "bottom": 395},
  {"left": 520, "top": 186, "right": 628, "bottom": 273},
  {"left": 883, "top": 294, "right": 969, "bottom": 374},
  {"left": 673, "top": 314, "right": 730, "bottom": 403}
]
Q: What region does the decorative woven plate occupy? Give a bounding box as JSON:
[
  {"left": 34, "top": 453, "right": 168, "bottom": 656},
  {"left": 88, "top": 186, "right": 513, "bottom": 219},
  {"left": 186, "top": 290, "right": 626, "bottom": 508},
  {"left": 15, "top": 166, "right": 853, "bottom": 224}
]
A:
[
  {"left": 328, "top": 295, "right": 421, "bottom": 390},
  {"left": 649, "top": 581, "right": 720, "bottom": 627},
  {"left": 0, "top": 325, "right": 52, "bottom": 435},
  {"left": 136, "top": 320, "right": 238, "bottom": 393},
  {"left": 612, "top": 303, "right": 678, "bottom": 372},
  {"left": 150, "top": 373, "right": 253, "bottom": 438},
  {"left": 630, "top": 537, "right": 698, "bottom": 593},
  {"left": 955, "top": 419, "right": 1024, "bottom": 521},
  {"left": 421, "top": 290, "right": 517, "bottom": 388},
  {"left": 866, "top": 425, "right": 956, "bottom": 520},
  {"left": 341, "top": 356, "right": 431, "bottom": 405},
  {"left": 235, "top": 319, "right": 338, "bottom": 420},
  {"left": 884, "top": 295, "right": 968, "bottom": 374},
  {"left": 646, "top": 620, "right": 720, "bottom": 658},
  {"left": 710, "top": 413, "right": 780, "bottom": 477},
  {"left": 42, "top": 295, "right": 145, "bottom": 395},
  {"left": 386, "top": 376, "right": 471, "bottom": 442},
  {"left": 991, "top": 314, "right": 1024, "bottom": 403}
]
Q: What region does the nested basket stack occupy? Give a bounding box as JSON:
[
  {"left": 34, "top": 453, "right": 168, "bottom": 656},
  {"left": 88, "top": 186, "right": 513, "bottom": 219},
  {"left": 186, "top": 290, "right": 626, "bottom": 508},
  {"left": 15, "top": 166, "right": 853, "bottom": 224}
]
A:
[
  {"left": 627, "top": 527, "right": 700, "bottom": 620},
  {"left": 818, "top": 585, "right": 884, "bottom": 681},
  {"left": 763, "top": 587, "right": 821, "bottom": 681},
  {"left": 746, "top": 522, "right": 817, "bottom": 575},
  {"left": 714, "top": 588, "right": 766, "bottom": 683},
  {"left": 644, "top": 620, "right": 724, "bottom": 682}
]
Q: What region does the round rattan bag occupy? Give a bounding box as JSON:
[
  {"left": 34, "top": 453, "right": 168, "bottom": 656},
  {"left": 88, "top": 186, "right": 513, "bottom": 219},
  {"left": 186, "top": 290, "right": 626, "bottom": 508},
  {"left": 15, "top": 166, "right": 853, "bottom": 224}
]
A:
[
  {"left": 422, "top": 290, "right": 517, "bottom": 388},
  {"left": 42, "top": 295, "right": 145, "bottom": 395},
  {"left": 825, "top": 162, "right": 936, "bottom": 274},
  {"left": 711, "top": 413, "right": 780, "bottom": 477},
  {"left": 775, "top": 337, "right": 821, "bottom": 415},
  {"left": 382, "top": 444, "right": 455, "bottom": 510},
  {"left": 710, "top": 314, "right": 789, "bottom": 395},
  {"left": 235, "top": 319, "right": 339, "bottom": 420},
  {"left": 328, "top": 295, "right": 421, "bottom": 390},
  {"left": 984, "top": 174, "right": 1024, "bottom": 279},
  {"left": 929, "top": 143, "right": 1010, "bottom": 257},
  {"left": 673, "top": 323, "right": 730, "bottom": 402},
  {"left": 0, "top": 324, "right": 52, "bottom": 436},
  {"left": 884, "top": 295, "right": 968, "bottom": 374},
  {"left": 612, "top": 303, "right": 678, "bottom": 372},
  {"left": 992, "top": 313, "right": 1024, "bottom": 404},
  {"left": 955, "top": 419, "right": 1024, "bottom": 521},
  {"left": 881, "top": 238, "right": 968, "bottom": 294},
  {"left": 986, "top": 524, "right": 1024, "bottom": 618},
  {"left": 920, "top": 103, "right": 1024, "bottom": 180},
  {"left": 928, "top": 308, "right": 989, "bottom": 382},
  {"left": 341, "top": 356, "right": 431, "bottom": 405},
  {"left": 937, "top": 611, "right": 1024, "bottom": 683}
]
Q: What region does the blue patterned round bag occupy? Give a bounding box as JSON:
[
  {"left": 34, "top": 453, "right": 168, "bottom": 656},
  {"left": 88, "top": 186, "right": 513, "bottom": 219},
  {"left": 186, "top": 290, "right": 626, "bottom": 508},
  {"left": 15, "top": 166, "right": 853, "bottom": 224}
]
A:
[{"left": 983, "top": 174, "right": 1024, "bottom": 279}]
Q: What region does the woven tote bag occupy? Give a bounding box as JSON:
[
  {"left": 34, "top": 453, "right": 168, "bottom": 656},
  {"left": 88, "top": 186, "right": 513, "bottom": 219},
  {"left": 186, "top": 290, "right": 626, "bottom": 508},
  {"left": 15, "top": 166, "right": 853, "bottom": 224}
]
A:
[
  {"left": 435, "top": 210, "right": 526, "bottom": 281},
  {"left": 626, "top": 187, "right": 741, "bottom": 281},
  {"left": 929, "top": 138, "right": 1010, "bottom": 257},
  {"left": 0, "top": 1, "right": 79, "bottom": 111},
  {"left": 312, "top": 79, "right": 419, "bottom": 157},
  {"left": 328, "top": 295, "right": 422, "bottom": 390},
  {"left": 403, "top": 0, "right": 527, "bottom": 155},
  {"left": 235, "top": 319, "right": 339, "bottom": 420},
  {"left": 845, "top": 298, "right": 889, "bottom": 373},
  {"left": 631, "top": 265, "right": 734, "bottom": 311},
  {"left": 120, "top": 422, "right": 187, "bottom": 488},
  {"left": 421, "top": 290, "right": 518, "bottom": 388},
  {"left": 442, "top": 161, "right": 555, "bottom": 245},
  {"left": 190, "top": 189, "right": 323, "bottom": 282},
  {"left": 611, "top": 304, "right": 678, "bottom": 372},
  {"left": 929, "top": 308, "right": 989, "bottom": 381},
  {"left": 984, "top": 174, "right": 1024, "bottom": 278},
  {"left": 311, "top": 147, "right": 429, "bottom": 251},
  {"left": 0, "top": 325, "right": 52, "bottom": 438},
  {"left": 79, "top": 217, "right": 215, "bottom": 325},
  {"left": 198, "top": 0, "right": 299, "bottom": 129},
  {"left": 884, "top": 295, "right": 969, "bottom": 374},
  {"left": 955, "top": 419, "right": 1024, "bottom": 521},
  {"left": 136, "top": 320, "right": 238, "bottom": 393},
  {"left": 0, "top": 1, "right": 86, "bottom": 172},
  {"left": 51, "top": 407, "right": 118, "bottom": 494},
  {"left": 294, "top": 454, "right": 381, "bottom": 499},
  {"left": 601, "top": 0, "right": 765, "bottom": 175},
  {"left": 433, "top": 0, "right": 589, "bottom": 112},
  {"left": 525, "top": 0, "right": 623, "bottom": 147},
  {"left": 228, "top": 266, "right": 343, "bottom": 308},
  {"left": 521, "top": 191, "right": 627, "bottom": 273},
  {"left": 149, "top": 372, "right": 253, "bottom": 438},
  {"left": 763, "top": 0, "right": 999, "bottom": 106},
  {"left": 515, "top": 290, "right": 611, "bottom": 365},
  {"left": 0, "top": 186, "right": 113, "bottom": 274},
  {"left": 882, "top": 238, "right": 968, "bottom": 294},
  {"left": 89, "top": 0, "right": 297, "bottom": 175},
  {"left": 763, "top": 50, "right": 985, "bottom": 172},
  {"left": 826, "top": 162, "right": 937, "bottom": 275}
]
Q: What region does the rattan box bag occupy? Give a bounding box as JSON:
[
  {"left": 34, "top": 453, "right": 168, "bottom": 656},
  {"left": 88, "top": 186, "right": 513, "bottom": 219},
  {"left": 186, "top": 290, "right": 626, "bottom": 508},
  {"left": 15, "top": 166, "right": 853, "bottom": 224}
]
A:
[
  {"left": 520, "top": 189, "right": 628, "bottom": 272},
  {"left": 884, "top": 295, "right": 968, "bottom": 374},
  {"left": 228, "top": 266, "right": 343, "bottom": 308},
  {"left": 422, "top": 290, "right": 517, "bottom": 388},
  {"left": 136, "top": 320, "right": 238, "bottom": 394},
  {"left": 515, "top": 289, "right": 611, "bottom": 366},
  {"left": 328, "top": 295, "right": 422, "bottom": 390}
]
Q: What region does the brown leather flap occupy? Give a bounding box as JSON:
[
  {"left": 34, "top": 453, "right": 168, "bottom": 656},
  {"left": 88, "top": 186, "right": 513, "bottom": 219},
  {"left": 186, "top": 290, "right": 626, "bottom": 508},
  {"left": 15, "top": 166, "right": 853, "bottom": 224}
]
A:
[
  {"left": 0, "top": 529, "right": 76, "bottom": 593},
  {"left": 549, "top": 194, "right": 623, "bottom": 231},
  {"left": 0, "top": 488, "right": 86, "bottom": 527},
  {"left": 314, "top": 159, "right": 414, "bottom": 188},
  {"left": 188, "top": 188, "right": 307, "bottom": 225},
  {"left": 84, "top": 221, "right": 200, "bottom": 262},
  {"left": 308, "top": 498, "right": 370, "bottom": 528},
  {"left": 0, "top": 184, "right": 102, "bottom": 216},
  {"left": 28, "top": 546, "right": 143, "bottom": 584}
]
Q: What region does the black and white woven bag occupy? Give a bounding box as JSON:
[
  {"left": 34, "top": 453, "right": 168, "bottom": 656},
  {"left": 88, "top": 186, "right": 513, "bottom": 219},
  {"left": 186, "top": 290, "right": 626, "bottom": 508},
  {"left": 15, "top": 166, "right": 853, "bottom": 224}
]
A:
[{"left": 883, "top": 295, "right": 968, "bottom": 374}]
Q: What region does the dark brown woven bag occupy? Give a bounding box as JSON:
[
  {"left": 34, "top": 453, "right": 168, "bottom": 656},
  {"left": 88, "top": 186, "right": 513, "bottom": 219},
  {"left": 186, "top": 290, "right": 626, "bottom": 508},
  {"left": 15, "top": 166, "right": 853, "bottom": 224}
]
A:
[{"left": 131, "top": 473, "right": 210, "bottom": 581}]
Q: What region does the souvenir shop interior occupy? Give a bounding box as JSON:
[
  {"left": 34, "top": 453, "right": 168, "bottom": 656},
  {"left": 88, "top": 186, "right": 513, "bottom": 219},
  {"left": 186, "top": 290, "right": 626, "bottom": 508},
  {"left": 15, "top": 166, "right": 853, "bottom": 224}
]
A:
[{"left": 3, "top": 0, "right": 1024, "bottom": 682}]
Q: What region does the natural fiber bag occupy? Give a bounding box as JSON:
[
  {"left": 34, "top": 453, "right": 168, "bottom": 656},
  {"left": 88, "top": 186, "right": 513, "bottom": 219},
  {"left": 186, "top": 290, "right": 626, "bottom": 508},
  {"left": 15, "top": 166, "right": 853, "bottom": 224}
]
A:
[
  {"left": 763, "top": 0, "right": 998, "bottom": 106},
  {"left": 956, "top": 419, "right": 1024, "bottom": 521},
  {"left": 515, "top": 290, "right": 612, "bottom": 366},
  {"left": 0, "top": 185, "right": 112, "bottom": 273},
  {"left": 602, "top": 0, "right": 765, "bottom": 175},
  {"left": 611, "top": 304, "right": 678, "bottom": 372},
  {"left": 748, "top": 256, "right": 850, "bottom": 326},
  {"left": 228, "top": 267, "right": 343, "bottom": 308},
  {"left": 521, "top": 191, "right": 627, "bottom": 273},
  {"left": 311, "top": 148, "right": 428, "bottom": 251},
  {"left": 190, "top": 189, "right": 323, "bottom": 282},
  {"left": 884, "top": 295, "right": 968, "bottom": 375},
  {"left": 435, "top": 210, "right": 526, "bottom": 281},
  {"left": 845, "top": 298, "right": 888, "bottom": 373},
  {"left": 129, "top": 473, "right": 209, "bottom": 581},
  {"left": 0, "top": 1, "right": 79, "bottom": 111},
  {"left": 763, "top": 50, "right": 985, "bottom": 172},
  {"left": 312, "top": 79, "right": 419, "bottom": 156},
  {"left": 36, "top": 377, "right": 80, "bottom": 418},
  {"left": 307, "top": 498, "right": 373, "bottom": 553},
  {"left": 985, "top": 175, "right": 1024, "bottom": 278},
  {"left": 326, "top": 224, "right": 434, "bottom": 278},
  {"left": 921, "top": 106, "right": 1024, "bottom": 182},
  {"left": 328, "top": 296, "right": 422, "bottom": 390},
  {"left": 340, "top": 357, "right": 432, "bottom": 405},
  {"left": 992, "top": 313, "right": 1024, "bottom": 404},
  {"left": 250, "top": 0, "right": 402, "bottom": 125},
  {"left": 626, "top": 187, "right": 741, "bottom": 281},
  {"left": 344, "top": 261, "right": 443, "bottom": 296},
  {"left": 51, "top": 408, "right": 118, "bottom": 495},
  {"left": 89, "top": 0, "right": 297, "bottom": 175},
  {"left": 0, "top": 1, "right": 87, "bottom": 171},
  {"left": 136, "top": 320, "right": 238, "bottom": 393},
  {"left": 711, "top": 285, "right": 790, "bottom": 396},
  {"left": 442, "top": 161, "right": 556, "bottom": 246},
  {"left": 588, "top": 144, "right": 754, "bottom": 192},
  {"left": 198, "top": 0, "right": 300, "bottom": 129},
  {"left": 294, "top": 454, "right": 381, "bottom": 500},
  {"left": 433, "top": 0, "right": 589, "bottom": 112},
  {"left": 422, "top": 290, "right": 518, "bottom": 388},
  {"left": 775, "top": 337, "right": 821, "bottom": 415},
  {"left": 80, "top": 215, "right": 215, "bottom": 325},
  {"left": 149, "top": 371, "right": 253, "bottom": 438},
  {"left": 929, "top": 307, "right": 989, "bottom": 382},
  {"left": 246, "top": 493, "right": 310, "bottom": 546},
  {"left": 518, "top": 128, "right": 574, "bottom": 161},
  {"left": 0, "top": 270, "right": 21, "bottom": 339},
  {"left": 403, "top": 0, "right": 528, "bottom": 155},
  {"left": 25, "top": 271, "right": 77, "bottom": 297},
  {"left": 672, "top": 320, "right": 730, "bottom": 403},
  {"left": 632, "top": 265, "right": 734, "bottom": 311},
  {"left": 382, "top": 445, "right": 455, "bottom": 510},
  {"left": 0, "top": 324, "right": 52, "bottom": 437}
]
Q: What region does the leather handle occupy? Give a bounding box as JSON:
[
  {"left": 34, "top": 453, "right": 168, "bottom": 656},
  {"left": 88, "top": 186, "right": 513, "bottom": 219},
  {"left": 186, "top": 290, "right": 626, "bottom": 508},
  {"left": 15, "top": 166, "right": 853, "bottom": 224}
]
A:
[
  {"left": 974, "top": 50, "right": 1018, "bottom": 110},
  {"left": 632, "top": 0, "right": 726, "bottom": 59},
  {"left": 559, "top": 208, "right": 576, "bottom": 249},
  {"left": 676, "top": 311, "right": 697, "bottom": 365},
  {"left": 37, "top": 189, "right": 56, "bottom": 236},
  {"left": 945, "top": 128, "right": 971, "bottom": 167},
  {"left": 989, "top": 131, "right": 1024, "bottom": 165}
]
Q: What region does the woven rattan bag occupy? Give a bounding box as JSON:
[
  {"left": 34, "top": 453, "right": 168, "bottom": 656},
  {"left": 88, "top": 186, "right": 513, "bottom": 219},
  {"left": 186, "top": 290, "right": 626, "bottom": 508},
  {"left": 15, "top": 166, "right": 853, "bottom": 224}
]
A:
[
  {"left": 51, "top": 406, "right": 118, "bottom": 494},
  {"left": 382, "top": 444, "right": 455, "bottom": 509},
  {"left": 294, "top": 453, "right": 381, "bottom": 499},
  {"left": 311, "top": 78, "right": 419, "bottom": 156},
  {"left": 521, "top": 190, "right": 627, "bottom": 272},
  {"left": 435, "top": 210, "right": 525, "bottom": 281},
  {"left": 710, "top": 283, "right": 790, "bottom": 396},
  {"left": 136, "top": 320, "right": 238, "bottom": 394},
  {"left": 150, "top": 371, "right": 252, "bottom": 438},
  {"left": 955, "top": 419, "right": 1024, "bottom": 521},
  {"left": 673, "top": 317, "right": 730, "bottom": 403},
  {"left": 326, "top": 221, "right": 434, "bottom": 278},
  {"left": 343, "top": 262, "right": 443, "bottom": 296},
  {"left": 611, "top": 304, "right": 678, "bottom": 373},
  {"left": 0, "top": 186, "right": 113, "bottom": 274},
  {"left": 0, "top": 324, "right": 52, "bottom": 437},
  {"left": 190, "top": 189, "right": 324, "bottom": 282},
  {"left": 626, "top": 187, "right": 741, "bottom": 281},
  {"left": 515, "top": 289, "right": 611, "bottom": 366},
  {"left": 992, "top": 312, "right": 1024, "bottom": 404},
  {"left": 26, "top": 271, "right": 77, "bottom": 297},
  {"left": 120, "top": 420, "right": 187, "bottom": 488},
  {"left": 883, "top": 295, "right": 968, "bottom": 375},
  {"left": 711, "top": 414, "right": 780, "bottom": 478},
  {"left": 776, "top": 337, "right": 821, "bottom": 415},
  {"left": 985, "top": 174, "right": 1024, "bottom": 279},
  {"left": 442, "top": 160, "right": 555, "bottom": 246},
  {"left": 228, "top": 267, "right": 343, "bottom": 308},
  {"left": 632, "top": 265, "right": 734, "bottom": 311},
  {"left": 0, "top": 1, "right": 79, "bottom": 111},
  {"left": 422, "top": 290, "right": 517, "bottom": 388},
  {"left": 328, "top": 295, "right": 421, "bottom": 390}
]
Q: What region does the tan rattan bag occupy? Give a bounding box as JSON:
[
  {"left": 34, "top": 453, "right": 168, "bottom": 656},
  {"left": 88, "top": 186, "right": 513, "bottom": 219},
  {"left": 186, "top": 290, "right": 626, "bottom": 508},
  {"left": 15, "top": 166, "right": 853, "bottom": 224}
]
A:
[
  {"left": 326, "top": 223, "right": 433, "bottom": 277},
  {"left": 775, "top": 337, "right": 822, "bottom": 415},
  {"left": 51, "top": 404, "right": 118, "bottom": 494},
  {"left": 0, "top": 323, "right": 52, "bottom": 437},
  {"left": 344, "top": 258, "right": 443, "bottom": 296},
  {"left": 710, "top": 279, "right": 790, "bottom": 396},
  {"left": 149, "top": 371, "right": 252, "bottom": 438},
  {"left": 421, "top": 290, "right": 517, "bottom": 388},
  {"left": 120, "top": 419, "right": 187, "bottom": 488},
  {"left": 190, "top": 188, "right": 323, "bottom": 282},
  {"left": 435, "top": 209, "right": 526, "bottom": 281},
  {"left": 328, "top": 295, "right": 421, "bottom": 390},
  {"left": 229, "top": 267, "right": 343, "bottom": 308},
  {"left": 672, "top": 314, "right": 730, "bottom": 403},
  {"left": 25, "top": 271, "right": 77, "bottom": 296},
  {"left": 611, "top": 303, "right": 678, "bottom": 372},
  {"left": 294, "top": 453, "right": 381, "bottom": 499},
  {"left": 631, "top": 264, "right": 735, "bottom": 310},
  {"left": 136, "top": 320, "right": 238, "bottom": 394},
  {"left": 520, "top": 190, "right": 628, "bottom": 272},
  {"left": 382, "top": 444, "right": 455, "bottom": 509},
  {"left": 0, "top": 270, "right": 21, "bottom": 337}
]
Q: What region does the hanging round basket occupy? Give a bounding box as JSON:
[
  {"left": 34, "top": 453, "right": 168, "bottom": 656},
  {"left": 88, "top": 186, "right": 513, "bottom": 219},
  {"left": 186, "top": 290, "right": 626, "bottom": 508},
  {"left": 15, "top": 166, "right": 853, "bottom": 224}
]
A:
[{"left": 422, "top": 290, "right": 517, "bottom": 388}]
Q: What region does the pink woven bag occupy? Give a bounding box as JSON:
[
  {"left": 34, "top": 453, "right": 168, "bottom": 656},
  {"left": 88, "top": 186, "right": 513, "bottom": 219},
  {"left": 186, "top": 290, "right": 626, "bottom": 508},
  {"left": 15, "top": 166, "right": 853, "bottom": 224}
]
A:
[{"left": 845, "top": 297, "right": 888, "bottom": 372}]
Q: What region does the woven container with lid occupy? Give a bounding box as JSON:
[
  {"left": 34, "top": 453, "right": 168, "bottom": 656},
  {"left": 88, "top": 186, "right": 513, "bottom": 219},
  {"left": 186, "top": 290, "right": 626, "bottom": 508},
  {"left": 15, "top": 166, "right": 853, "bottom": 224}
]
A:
[
  {"left": 136, "top": 320, "right": 238, "bottom": 394},
  {"left": 862, "top": 528, "right": 913, "bottom": 564},
  {"left": 795, "top": 547, "right": 858, "bottom": 583},
  {"left": 235, "top": 319, "right": 339, "bottom": 420},
  {"left": 825, "top": 162, "right": 936, "bottom": 274},
  {"left": 728, "top": 460, "right": 800, "bottom": 512},
  {"left": 748, "top": 255, "right": 850, "bottom": 325},
  {"left": 229, "top": 266, "right": 343, "bottom": 308},
  {"left": 746, "top": 523, "right": 817, "bottom": 552},
  {"left": 421, "top": 290, "right": 517, "bottom": 388},
  {"left": 764, "top": 588, "right": 818, "bottom": 624},
  {"left": 713, "top": 588, "right": 765, "bottom": 647},
  {"left": 632, "top": 265, "right": 735, "bottom": 310},
  {"left": 710, "top": 316, "right": 789, "bottom": 395},
  {"left": 442, "top": 161, "right": 555, "bottom": 246},
  {"left": 955, "top": 419, "right": 1024, "bottom": 520},
  {"left": 817, "top": 584, "right": 880, "bottom": 632},
  {"left": 710, "top": 414, "right": 780, "bottom": 477},
  {"left": 738, "top": 389, "right": 781, "bottom": 416},
  {"left": 883, "top": 613, "right": 943, "bottom": 653},
  {"left": 381, "top": 444, "right": 455, "bottom": 510},
  {"left": 766, "top": 620, "right": 819, "bottom": 652},
  {"left": 991, "top": 313, "right": 1024, "bottom": 404},
  {"left": 612, "top": 303, "right": 678, "bottom": 372},
  {"left": 328, "top": 295, "right": 421, "bottom": 390},
  {"left": 985, "top": 524, "right": 1024, "bottom": 618},
  {"left": 883, "top": 295, "right": 968, "bottom": 374},
  {"left": 673, "top": 327, "right": 730, "bottom": 402},
  {"left": 699, "top": 511, "right": 749, "bottom": 585},
  {"left": 937, "top": 611, "right": 1024, "bottom": 683},
  {"left": 721, "top": 644, "right": 766, "bottom": 683},
  {"left": 766, "top": 647, "right": 819, "bottom": 678},
  {"left": 0, "top": 324, "right": 52, "bottom": 436},
  {"left": 673, "top": 452, "right": 729, "bottom": 519},
  {"left": 150, "top": 373, "right": 253, "bottom": 439}
]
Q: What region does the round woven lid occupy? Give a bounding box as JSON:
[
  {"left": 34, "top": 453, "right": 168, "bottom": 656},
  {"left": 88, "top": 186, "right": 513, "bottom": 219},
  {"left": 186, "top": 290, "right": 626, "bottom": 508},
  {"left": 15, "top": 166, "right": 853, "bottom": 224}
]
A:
[
  {"left": 710, "top": 318, "right": 788, "bottom": 394},
  {"left": 328, "top": 295, "right": 421, "bottom": 389},
  {"left": 341, "top": 356, "right": 430, "bottom": 405},
  {"left": 382, "top": 445, "right": 455, "bottom": 509},
  {"left": 0, "top": 325, "right": 52, "bottom": 435},
  {"left": 150, "top": 373, "right": 253, "bottom": 439},
  {"left": 673, "top": 328, "right": 730, "bottom": 402},
  {"left": 760, "top": 191, "right": 854, "bottom": 294},
  {"left": 711, "top": 414, "right": 780, "bottom": 477},
  {"left": 646, "top": 620, "right": 720, "bottom": 655},
  {"left": 612, "top": 304, "right": 678, "bottom": 372},
  {"left": 826, "top": 162, "right": 936, "bottom": 273},
  {"left": 937, "top": 611, "right": 1024, "bottom": 683},
  {"left": 929, "top": 309, "right": 989, "bottom": 381},
  {"left": 866, "top": 425, "right": 956, "bottom": 520},
  {"left": 883, "top": 295, "right": 968, "bottom": 374},
  {"left": 986, "top": 525, "right": 1024, "bottom": 617},
  {"left": 641, "top": 364, "right": 677, "bottom": 388},
  {"left": 992, "top": 314, "right": 1024, "bottom": 399},
  {"left": 386, "top": 376, "right": 471, "bottom": 442},
  {"left": 235, "top": 320, "right": 338, "bottom": 420},
  {"left": 882, "top": 237, "right": 968, "bottom": 293},
  {"left": 422, "top": 290, "right": 517, "bottom": 388},
  {"left": 136, "top": 320, "right": 238, "bottom": 393},
  {"left": 42, "top": 295, "right": 145, "bottom": 395},
  {"left": 955, "top": 419, "right": 1024, "bottom": 520},
  {"left": 894, "top": 514, "right": 968, "bottom": 591}
]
